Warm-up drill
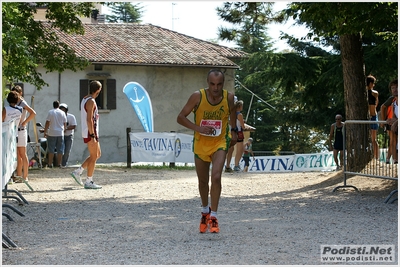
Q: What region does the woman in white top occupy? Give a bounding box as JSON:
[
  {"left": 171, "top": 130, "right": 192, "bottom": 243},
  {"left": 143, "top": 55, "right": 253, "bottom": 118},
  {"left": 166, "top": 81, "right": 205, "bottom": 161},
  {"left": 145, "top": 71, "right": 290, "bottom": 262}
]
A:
[{"left": 11, "top": 85, "right": 36, "bottom": 182}]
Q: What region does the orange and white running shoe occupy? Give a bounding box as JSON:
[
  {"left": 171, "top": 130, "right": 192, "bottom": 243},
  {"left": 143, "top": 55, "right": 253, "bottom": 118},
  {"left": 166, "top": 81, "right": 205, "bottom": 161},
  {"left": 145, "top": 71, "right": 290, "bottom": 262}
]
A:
[
  {"left": 199, "top": 208, "right": 211, "bottom": 233},
  {"left": 209, "top": 216, "right": 219, "bottom": 233}
]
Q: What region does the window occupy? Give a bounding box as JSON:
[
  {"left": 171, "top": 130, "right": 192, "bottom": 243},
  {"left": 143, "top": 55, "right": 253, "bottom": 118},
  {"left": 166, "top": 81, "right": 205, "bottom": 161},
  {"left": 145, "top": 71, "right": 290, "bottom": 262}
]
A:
[{"left": 79, "top": 79, "right": 116, "bottom": 110}]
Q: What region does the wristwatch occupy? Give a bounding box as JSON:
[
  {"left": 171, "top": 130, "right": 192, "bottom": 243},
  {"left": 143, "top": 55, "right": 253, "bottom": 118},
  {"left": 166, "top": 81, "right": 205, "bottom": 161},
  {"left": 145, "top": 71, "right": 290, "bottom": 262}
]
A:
[
  {"left": 231, "top": 127, "right": 238, "bottom": 132},
  {"left": 90, "top": 133, "right": 96, "bottom": 138}
]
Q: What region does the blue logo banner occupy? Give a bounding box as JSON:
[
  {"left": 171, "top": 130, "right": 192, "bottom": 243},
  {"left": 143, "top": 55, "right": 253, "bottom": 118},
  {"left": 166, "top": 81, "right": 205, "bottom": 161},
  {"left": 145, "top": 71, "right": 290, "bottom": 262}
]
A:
[{"left": 123, "top": 82, "right": 154, "bottom": 132}]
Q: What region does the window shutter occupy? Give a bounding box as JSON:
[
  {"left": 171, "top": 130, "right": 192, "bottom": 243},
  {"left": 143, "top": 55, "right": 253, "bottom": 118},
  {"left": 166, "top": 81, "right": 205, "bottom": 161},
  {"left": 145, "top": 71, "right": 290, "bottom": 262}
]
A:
[
  {"left": 107, "top": 79, "right": 116, "bottom": 110},
  {"left": 79, "top": 79, "right": 89, "bottom": 110}
]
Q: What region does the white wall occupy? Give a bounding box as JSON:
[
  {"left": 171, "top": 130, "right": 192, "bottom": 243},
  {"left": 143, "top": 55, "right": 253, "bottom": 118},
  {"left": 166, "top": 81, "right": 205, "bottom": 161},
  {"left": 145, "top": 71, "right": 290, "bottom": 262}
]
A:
[{"left": 23, "top": 65, "right": 236, "bottom": 164}]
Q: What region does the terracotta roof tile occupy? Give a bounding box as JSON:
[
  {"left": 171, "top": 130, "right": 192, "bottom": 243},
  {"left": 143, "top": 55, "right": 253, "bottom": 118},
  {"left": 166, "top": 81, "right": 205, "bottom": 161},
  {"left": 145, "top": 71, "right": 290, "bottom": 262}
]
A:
[{"left": 47, "top": 23, "right": 247, "bottom": 67}]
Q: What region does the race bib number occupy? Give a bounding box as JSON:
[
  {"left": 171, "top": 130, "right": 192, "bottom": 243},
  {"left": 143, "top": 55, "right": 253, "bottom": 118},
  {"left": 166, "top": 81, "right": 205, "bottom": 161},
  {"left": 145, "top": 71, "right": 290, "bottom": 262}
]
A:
[{"left": 199, "top": 120, "right": 222, "bottom": 137}]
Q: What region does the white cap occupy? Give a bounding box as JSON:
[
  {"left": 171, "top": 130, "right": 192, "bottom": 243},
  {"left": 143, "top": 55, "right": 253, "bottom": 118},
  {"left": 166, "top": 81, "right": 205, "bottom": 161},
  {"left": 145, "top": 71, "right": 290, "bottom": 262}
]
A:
[
  {"left": 248, "top": 137, "right": 253, "bottom": 142},
  {"left": 59, "top": 103, "right": 68, "bottom": 110}
]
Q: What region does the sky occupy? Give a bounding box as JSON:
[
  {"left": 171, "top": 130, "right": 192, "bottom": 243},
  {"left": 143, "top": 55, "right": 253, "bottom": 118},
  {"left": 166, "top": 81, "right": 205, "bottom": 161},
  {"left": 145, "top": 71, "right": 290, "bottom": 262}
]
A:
[{"left": 102, "top": 1, "right": 308, "bottom": 51}]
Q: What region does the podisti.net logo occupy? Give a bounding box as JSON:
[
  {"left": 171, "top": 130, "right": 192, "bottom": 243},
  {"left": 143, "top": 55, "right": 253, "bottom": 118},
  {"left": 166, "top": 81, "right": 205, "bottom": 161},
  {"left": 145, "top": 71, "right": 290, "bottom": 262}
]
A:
[{"left": 321, "top": 245, "right": 395, "bottom": 263}]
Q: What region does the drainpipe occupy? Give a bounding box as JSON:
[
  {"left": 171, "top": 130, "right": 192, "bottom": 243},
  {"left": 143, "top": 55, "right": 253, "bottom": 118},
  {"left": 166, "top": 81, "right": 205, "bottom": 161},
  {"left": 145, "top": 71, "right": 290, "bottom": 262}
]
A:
[{"left": 58, "top": 72, "right": 61, "bottom": 100}]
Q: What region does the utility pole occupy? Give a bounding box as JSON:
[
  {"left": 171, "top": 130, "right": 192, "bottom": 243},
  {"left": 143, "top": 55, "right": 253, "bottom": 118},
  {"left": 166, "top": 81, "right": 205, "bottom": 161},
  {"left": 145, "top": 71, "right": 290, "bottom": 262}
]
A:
[{"left": 171, "top": 3, "right": 178, "bottom": 30}]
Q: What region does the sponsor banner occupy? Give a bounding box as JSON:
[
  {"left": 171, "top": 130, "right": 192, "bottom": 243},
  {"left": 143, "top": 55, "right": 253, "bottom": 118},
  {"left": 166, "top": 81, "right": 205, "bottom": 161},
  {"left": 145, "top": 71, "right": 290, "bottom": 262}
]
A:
[
  {"left": 123, "top": 82, "right": 154, "bottom": 132},
  {"left": 321, "top": 245, "right": 395, "bottom": 263},
  {"left": 237, "top": 152, "right": 336, "bottom": 172},
  {"left": 2, "top": 119, "right": 17, "bottom": 189},
  {"left": 129, "top": 132, "right": 337, "bottom": 172},
  {"left": 130, "top": 132, "right": 193, "bottom": 163}
]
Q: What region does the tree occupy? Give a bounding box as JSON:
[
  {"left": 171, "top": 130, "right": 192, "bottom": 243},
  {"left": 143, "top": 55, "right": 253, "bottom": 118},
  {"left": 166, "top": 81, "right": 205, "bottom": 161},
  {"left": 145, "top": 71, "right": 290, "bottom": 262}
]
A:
[
  {"left": 105, "top": 2, "right": 142, "bottom": 23},
  {"left": 217, "top": 2, "right": 397, "bottom": 161},
  {"left": 2, "top": 2, "right": 96, "bottom": 90},
  {"left": 217, "top": 2, "right": 342, "bottom": 153},
  {"left": 284, "top": 2, "right": 398, "bottom": 169}
]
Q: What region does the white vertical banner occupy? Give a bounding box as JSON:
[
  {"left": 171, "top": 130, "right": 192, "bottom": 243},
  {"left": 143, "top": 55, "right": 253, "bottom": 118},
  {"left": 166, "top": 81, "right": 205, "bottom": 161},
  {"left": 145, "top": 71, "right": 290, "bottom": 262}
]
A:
[
  {"left": 130, "top": 132, "right": 193, "bottom": 163},
  {"left": 2, "top": 119, "right": 17, "bottom": 188}
]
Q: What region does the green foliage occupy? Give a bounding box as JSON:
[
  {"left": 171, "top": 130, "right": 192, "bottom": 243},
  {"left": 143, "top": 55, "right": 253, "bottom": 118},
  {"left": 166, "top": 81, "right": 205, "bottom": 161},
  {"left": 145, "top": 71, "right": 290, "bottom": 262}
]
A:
[
  {"left": 217, "top": 2, "right": 275, "bottom": 52},
  {"left": 285, "top": 2, "right": 398, "bottom": 38},
  {"left": 105, "top": 2, "right": 143, "bottom": 23},
  {"left": 218, "top": 2, "right": 397, "bottom": 155},
  {"left": 2, "top": 2, "right": 95, "bottom": 90}
]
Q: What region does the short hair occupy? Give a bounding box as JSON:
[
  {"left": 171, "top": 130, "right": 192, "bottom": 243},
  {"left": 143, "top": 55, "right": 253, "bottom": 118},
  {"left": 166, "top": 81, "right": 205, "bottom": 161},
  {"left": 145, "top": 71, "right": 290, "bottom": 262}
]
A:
[
  {"left": 366, "top": 75, "right": 376, "bottom": 86},
  {"left": 53, "top": 100, "right": 60, "bottom": 108},
  {"left": 11, "top": 85, "right": 23, "bottom": 95},
  {"left": 207, "top": 69, "right": 225, "bottom": 83},
  {"left": 7, "top": 91, "right": 19, "bottom": 104},
  {"left": 389, "top": 79, "right": 398, "bottom": 89},
  {"left": 90, "top": 80, "right": 102, "bottom": 94}
]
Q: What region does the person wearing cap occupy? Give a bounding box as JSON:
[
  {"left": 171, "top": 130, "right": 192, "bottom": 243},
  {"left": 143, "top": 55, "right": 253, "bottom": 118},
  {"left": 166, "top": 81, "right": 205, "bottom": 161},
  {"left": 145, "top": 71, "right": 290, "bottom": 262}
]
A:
[
  {"left": 59, "top": 103, "right": 77, "bottom": 168},
  {"left": 242, "top": 137, "right": 255, "bottom": 172}
]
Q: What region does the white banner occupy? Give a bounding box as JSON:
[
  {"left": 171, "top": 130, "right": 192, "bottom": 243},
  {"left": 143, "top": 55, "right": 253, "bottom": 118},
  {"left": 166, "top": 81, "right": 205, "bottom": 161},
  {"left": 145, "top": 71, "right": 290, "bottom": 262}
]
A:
[
  {"left": 130, "top": 132, "right": 193, "bottom": 163},
  {"left": 129, "top": 132, "right": 338, "bottom": 172},
  {"left": 2, "top": 119, "right": 17, "bottom": 188},
  {"left": 239, "top": 153, "right": 336, "bottom": 172}
]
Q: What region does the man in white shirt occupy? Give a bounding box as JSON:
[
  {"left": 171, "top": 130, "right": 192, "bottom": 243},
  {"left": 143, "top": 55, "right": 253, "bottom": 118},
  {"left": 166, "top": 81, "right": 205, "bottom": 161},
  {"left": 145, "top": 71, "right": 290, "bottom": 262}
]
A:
[
  {"left": 59, "top": 103, "right": 77, "bottom": 168},
  {"left": 43, "top": 101, "right": 67, "bottom": 168}
]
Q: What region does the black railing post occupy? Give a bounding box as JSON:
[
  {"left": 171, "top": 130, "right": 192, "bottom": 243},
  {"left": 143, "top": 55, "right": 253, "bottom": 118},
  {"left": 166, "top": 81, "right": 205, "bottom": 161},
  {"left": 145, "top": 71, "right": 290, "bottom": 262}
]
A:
[{"left": 127, "top": 128, "right": 131, "bottom": 168}]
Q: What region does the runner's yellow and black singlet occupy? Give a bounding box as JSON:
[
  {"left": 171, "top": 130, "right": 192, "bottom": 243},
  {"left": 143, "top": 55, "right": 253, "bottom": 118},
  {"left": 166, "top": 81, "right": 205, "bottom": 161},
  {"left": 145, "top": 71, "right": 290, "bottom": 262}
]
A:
[{"left": 193, "top": 88, "right": 231, "bottom": 162}]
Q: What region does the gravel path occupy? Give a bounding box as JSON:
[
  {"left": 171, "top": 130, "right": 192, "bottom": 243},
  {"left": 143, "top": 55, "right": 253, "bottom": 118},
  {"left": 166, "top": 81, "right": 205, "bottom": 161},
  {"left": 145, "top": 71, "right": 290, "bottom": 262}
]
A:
[{"left": 2, "top": 166, "right": 398, "bottom": 265}]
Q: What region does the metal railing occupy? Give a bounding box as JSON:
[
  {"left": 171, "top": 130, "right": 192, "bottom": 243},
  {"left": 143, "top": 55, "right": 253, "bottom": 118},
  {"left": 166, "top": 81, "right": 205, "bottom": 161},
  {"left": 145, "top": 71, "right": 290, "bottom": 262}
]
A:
[{"left": 333, "top": 120, "right": 398, "bottom": 202}]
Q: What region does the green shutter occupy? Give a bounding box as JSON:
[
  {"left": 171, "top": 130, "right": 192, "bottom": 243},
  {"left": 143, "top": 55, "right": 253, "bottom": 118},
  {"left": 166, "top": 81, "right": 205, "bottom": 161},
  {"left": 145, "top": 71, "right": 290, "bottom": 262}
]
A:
[{"left": 107, "top": 79, "right": 116, "bottom": 110}]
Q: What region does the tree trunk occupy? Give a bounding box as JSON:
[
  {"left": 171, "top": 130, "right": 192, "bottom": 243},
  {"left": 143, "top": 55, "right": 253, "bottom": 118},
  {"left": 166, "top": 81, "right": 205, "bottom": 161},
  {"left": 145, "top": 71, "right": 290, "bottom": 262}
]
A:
[{"left": 340, "top": 34, "right": 371, "bottom": 171}]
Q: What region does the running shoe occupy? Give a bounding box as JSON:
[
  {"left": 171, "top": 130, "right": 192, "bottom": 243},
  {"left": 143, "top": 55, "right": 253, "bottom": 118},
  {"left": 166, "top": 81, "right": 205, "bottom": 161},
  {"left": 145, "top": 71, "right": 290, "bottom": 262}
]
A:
[
  {"left": 209, "top": 216, "right": 219, "bottom": 233},
  {"left": 70, "top": 170, "right": 83, "bottom": 186},
  {"left": 233, "top": 166, "right": 241, "bottom": 172},
  {"left": 84, "top": 181, "right": 102, "bottom": 189},
  {"left": 225, "top": 167, "right": 233, "bottom": 173},
  {"left": 199, "top": 207, "right": 211, "bottom": 233}
]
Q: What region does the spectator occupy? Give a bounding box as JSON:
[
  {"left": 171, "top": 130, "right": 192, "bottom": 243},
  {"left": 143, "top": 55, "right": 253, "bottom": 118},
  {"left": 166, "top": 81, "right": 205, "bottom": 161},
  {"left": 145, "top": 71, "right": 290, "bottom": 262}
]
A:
[
  {"left": 366, "top": 75, "right": 379, "bottom": 159},
  {"left": 177, "top": 69, "right": 237, "bottom": 233},
  {"left": 385, "top": 80, "right": 398, "bottom": 164},
  {"left": 59, "top": 103, "right": 77, "bottom": 168},
  {"left": 11, "top": 85, "right": 36, "bottom": 182},
  {"left": 225, "top": 96, "right": 238, "bottom": 173},
  {"left": 233, "top": 100, "right": 245, "bottom": 172},
  {"left": 329, "top": 114, "right": 345, "bottom": 171},
  {"left": 380, "top": 79, "right": 398, "bottom": 164},
  {"left": 243, "top": 137, "right": 255, "bottom": 172},
  {"left": 43, "top": 101, "right": 67, "bottom": 168},
  {"left": 2, "top": 91, "right": 33, "bottom": 190}
]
